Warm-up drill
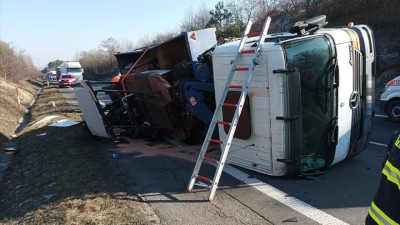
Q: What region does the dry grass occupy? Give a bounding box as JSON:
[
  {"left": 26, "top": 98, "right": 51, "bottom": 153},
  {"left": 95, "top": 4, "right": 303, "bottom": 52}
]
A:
[
  {"left": 5, "top": 193, "right": 159, "bottom": 225},
  {"left": 0, "top": 83, "right": 159, "bottom": 224},
  {"left": 0, "top": 77, "right": 43, "bottom": 148}
]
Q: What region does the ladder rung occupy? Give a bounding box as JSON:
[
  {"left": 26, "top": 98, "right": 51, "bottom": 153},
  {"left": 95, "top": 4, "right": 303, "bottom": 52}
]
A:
[
  {"left": 210, "top": 139, "right": 223, "bottom": 144},
  {"left": 197, "top": 175, "right": 212, "bottom": 183},
  {"left": 247, "top": 32, "right": 260, "bottom": 37},
  {"left": 187, "top": 17, "right": 272, "bottom": 201},
  {"left": 235, "top": 67, "right": 249, "bottom": 71},
  {"left": 241, "top": 49, "right": 255, "bottom": 54},
  {"left": 216, "top": 121, "right": 231, "bottom": 126},
  {"left": 223, "top": 103, "right": 237, "bottom": 107},
  {"left": 204, "top": 156, "right": 219, "bottom": 164}
]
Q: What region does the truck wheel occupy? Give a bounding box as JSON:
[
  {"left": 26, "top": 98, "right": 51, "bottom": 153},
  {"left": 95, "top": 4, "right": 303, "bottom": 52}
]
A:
[{"left": 388, "top": 100, "right": 400, "bottom": 122}]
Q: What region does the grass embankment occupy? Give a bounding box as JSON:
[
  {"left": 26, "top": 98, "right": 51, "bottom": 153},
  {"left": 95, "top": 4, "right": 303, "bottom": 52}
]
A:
[
  {"left": 0, "top": 83, "right": 159, "bottom": 224},
  {"left": 0, "top": 77, "right": 43, "bottom": 148}
]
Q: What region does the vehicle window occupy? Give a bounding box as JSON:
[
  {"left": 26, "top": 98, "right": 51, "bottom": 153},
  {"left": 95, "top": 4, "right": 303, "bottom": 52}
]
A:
[
  {"left": 284, "top": 36, "right": 333, "bottom": 171},
  {"left": 62, "top": 75, "right": 73, "bottom": 78},
  {"left": 67, "top": 68, "right": 82, "bottom": 73}
]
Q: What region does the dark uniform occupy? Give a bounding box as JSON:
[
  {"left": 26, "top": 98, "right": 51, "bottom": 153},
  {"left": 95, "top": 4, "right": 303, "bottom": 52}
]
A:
[{"left": 366, "top": 129, "right": 400, "bottom": 224}]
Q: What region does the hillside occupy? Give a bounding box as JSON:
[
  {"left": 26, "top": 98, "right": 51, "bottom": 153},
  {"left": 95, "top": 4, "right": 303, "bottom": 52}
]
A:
[{"left": 0, "top": 78, "right": 43, "bottom": 148}]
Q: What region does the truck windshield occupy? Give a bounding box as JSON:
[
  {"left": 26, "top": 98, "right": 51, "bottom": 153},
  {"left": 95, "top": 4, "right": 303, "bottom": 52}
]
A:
[
  {"left": 284, "top": 36, "right": 334, "bottom": 171},
  {"left": 67, "top": 68, "right": 82, "bottom": 73}
]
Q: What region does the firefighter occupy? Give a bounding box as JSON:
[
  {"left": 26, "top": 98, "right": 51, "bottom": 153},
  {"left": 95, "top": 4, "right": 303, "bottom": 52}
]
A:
[{"left": 366, "top": 129, "right": 400, "bottom": 224}]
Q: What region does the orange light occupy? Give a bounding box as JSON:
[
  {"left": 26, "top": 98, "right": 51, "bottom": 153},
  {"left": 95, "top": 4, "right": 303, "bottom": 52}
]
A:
[
  {"left": 111, "top": 75, "right": 120, "bottom": 83},
  {"left": 385, "top": 79, "right": 400, "bottom": 90},
  {"left": 387, "top": 79, "right": 395, "bottom": 86},
  {"left": 348, "top": 22, "right": 354, "bottom": 27}
]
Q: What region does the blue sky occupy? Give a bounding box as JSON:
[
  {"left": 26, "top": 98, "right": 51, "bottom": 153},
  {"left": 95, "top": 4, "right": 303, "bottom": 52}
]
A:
[{"left": 0, "top": 0, "right": 221, "bottom": 68}]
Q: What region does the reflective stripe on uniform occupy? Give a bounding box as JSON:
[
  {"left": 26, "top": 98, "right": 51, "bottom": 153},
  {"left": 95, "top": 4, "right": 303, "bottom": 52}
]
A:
[
  {"left": 369, "top": 201, "right": 399, "bottom": 225},
  {"left": 395, "top": 134, "right": 400, "bottom": 149},
  {"left": 382, "top": 160, "right": 400, "bottom": 190}
]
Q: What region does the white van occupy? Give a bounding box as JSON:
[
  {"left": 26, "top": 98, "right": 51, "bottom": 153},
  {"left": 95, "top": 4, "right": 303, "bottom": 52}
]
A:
[{"left": 380, "top": 75, "right": 400, "bottom": 122}]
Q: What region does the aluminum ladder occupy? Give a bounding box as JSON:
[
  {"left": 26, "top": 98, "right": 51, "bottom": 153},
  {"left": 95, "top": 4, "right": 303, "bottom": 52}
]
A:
[{"left": 187, "top": 17, "right": 272, "bottom": 201}]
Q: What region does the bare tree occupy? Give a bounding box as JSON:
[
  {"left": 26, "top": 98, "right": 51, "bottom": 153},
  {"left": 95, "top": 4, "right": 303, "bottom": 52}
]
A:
[
  {"left": 243, "top": 0, "right": 260, "bottom": 22},
  {"left": 99, "top": 37, "right": 120, "bottom": 72},
  {"left": 135, "top": 31, "right": 178, "bottom": 49},
  {"left": 0, "top": 41, "right": 39, "bottom": 82},
  {"left": 135, "top": 34, "right": 152, "bottom": 49},
  {"left": 226, "top": 0, "right": 257, "bottom": 24},
  {"left": 118, "top": 38, "right": 135, "bottom": 52},
  {"left": 180, "top": 4, "right": 211, "bottom": 31},
  {"left": 0, "top": 42, "right": 15, "bottom": 81},
  {"left": 152, "top": 32, "right": 178, "bottom": 44},
  {"left": 78, "top": 49, "right": 111, "bottom": 79}
]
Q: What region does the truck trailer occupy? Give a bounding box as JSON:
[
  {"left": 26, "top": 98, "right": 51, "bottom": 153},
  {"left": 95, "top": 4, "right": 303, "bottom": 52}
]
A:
[{"left": 76, "top": 28, "right": 218, "bottom": 141}]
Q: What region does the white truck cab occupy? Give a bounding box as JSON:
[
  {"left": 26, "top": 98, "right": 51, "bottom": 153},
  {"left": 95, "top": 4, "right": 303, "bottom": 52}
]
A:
[
  {"left": 212, "top": 16, "right": 375, "bottom": 176},
  {"left": 380, "top": 75, "right": 400, "bottom": 122},
  {"left": 59, "top": 61, "right": 84, "bottom": 82}
]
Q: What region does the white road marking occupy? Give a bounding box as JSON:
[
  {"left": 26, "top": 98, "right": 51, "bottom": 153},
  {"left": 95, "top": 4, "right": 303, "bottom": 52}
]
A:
[
  {"left": 222, "top": 165, "right": 349, "bottom": 225},
  {"left": 369, "top": 141, "right": 388, "bottom": 148},
  {"left": 374, "top": 114, "right": 387, "bottom": 118}
]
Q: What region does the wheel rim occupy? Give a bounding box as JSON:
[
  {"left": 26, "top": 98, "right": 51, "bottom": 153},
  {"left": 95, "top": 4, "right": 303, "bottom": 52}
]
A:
[{"left": 391, "top": 105, "right": 400, "bottom": 118}]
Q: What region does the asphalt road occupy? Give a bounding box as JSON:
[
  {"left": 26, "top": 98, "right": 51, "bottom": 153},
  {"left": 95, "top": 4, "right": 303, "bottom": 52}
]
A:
[
  {"left": 59, "top": 84, "right": 399, "bottom": 225},
  {"left": 238, "top": 114, "right": 396, "bottom": 224},
  {"left": 58, "top": 84, "right": 112, "bottom": 106}
]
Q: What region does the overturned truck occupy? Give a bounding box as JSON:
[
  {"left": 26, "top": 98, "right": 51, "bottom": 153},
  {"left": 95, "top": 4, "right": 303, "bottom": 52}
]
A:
[
  {"left": 77, "top": 16, "right": 375, "bottom": 177},
  {"left": 209, "top": 16, "right": 376, "bottom": 177}
]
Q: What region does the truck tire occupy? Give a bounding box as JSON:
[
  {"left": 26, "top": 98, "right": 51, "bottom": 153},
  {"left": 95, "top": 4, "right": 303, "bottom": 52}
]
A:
[{"left": 387, "top": 100, "right": 400, "bottom": 122}]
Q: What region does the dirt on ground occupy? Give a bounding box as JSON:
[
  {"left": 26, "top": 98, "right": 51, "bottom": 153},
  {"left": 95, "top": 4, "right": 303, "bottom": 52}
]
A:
[{"left": 0, "top": 81, "right": 159, "bottom": 224}]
